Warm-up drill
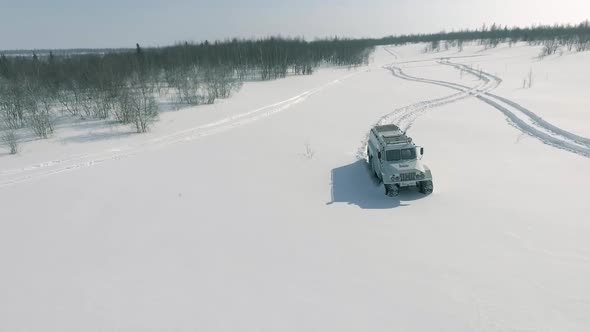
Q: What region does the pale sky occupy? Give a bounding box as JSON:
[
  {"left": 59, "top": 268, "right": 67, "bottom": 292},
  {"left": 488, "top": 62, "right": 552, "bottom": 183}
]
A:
[{"left": 0, "top": 0, "right": 588, "bottom": 49}]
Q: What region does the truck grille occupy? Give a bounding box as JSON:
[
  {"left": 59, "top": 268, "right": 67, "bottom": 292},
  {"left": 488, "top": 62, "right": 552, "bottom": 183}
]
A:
[{"left": 400, "top": 173, "right": 416, "bottom": 181}]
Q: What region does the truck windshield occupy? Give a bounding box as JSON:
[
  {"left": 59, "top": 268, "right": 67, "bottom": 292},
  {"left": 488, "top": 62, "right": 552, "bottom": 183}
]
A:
[{"left": 386, "top": 148, "right": 416, "bottom": 162}]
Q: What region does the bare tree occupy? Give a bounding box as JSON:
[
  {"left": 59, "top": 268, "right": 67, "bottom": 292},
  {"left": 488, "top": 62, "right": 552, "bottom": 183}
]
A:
[
  {"left": 1, "top": 130, "right": 18, "bottom": 154},
  {"left": 301, "top": 141, "right": 315, "bottom": 160},
  {"left": 93, "top": 87, "right": 118, "bottom": 119},
  {"left": 166, "top": 66, "right": 204, "bottom": 105},
  {"left": 0, "top": 81, "right": 28, "bottom": 129},
  {"left": 204, "top": 66, "right": 241, "bottom": 104},
  {"left": 26, "top": 107, "right": 53, "bottom": 138},
  {"left": 132, "top": 84, "right": 158, "bottom": 133},
  {"left": 540, "top": 39, "right": 560, "bottom": 58},
  {"left": 118, "top": 75, "right": 158, "bottom": 133},
  {"left": 27, "top": 83, "right": 55, "bottom": 138}
]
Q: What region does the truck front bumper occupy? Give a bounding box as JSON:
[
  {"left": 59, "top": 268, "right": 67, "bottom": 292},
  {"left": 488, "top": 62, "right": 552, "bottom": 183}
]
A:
[{"left": 382, "top": 180, "right": 417, "bottom": 187}]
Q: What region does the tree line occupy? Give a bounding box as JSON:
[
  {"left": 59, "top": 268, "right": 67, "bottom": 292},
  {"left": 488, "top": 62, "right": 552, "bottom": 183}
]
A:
[
  {"left": 374, "top": 21, "right": 590, "bottom": 53},
  {"left": 0, "top": 37, "right": 373, "bottom": 153}
]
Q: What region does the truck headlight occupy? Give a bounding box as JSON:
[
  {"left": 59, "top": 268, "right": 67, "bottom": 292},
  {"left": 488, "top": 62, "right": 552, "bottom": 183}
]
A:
[
  {"left": 416, "top": 172, "right": 425, "bottom": 180},
  {"left": 391, "top": 174, "right": 401, "bottom": 181}
]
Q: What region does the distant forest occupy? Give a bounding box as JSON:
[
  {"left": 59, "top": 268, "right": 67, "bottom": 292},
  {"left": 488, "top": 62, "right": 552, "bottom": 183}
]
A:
[
  {"left": 0, "top": 38, "right": 373, "bottom": 143},
  {"left": 376, "top": 21, "right": 589, "bottom": 46},
  {"left": 1, "top": 21, "right": 589, "bottom": 154},
  {"left": 373, "top": 21, "right": 590, "bottom": 55}
]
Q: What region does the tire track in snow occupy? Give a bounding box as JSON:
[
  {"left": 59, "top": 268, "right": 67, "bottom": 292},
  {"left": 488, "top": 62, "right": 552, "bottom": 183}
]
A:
[
  {"left": 387, "top": 63, "right": 500, "bottom": 130},
  {"left": 382, "top": 47, "right": 399, "bottom": 61},
  {"left": 387, "top": 56, "right": 590, "bottom": 157},
  {"left": 0, "top": 71, "right": 362, "bottom": 188},
  {"left": 357, "top": 48, "right": 498, "bottom": 159},
  {"left": 0, "top": 153, "right": 94, "bottom": 176},
  {"left": 441, "top": 60, "right": 590, "bottom": 148}
]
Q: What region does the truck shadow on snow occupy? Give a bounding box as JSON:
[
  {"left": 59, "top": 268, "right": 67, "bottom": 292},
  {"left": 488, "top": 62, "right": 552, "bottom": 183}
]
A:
[{"left": 327, "top": 160, "right": 426, "bottom": 209}]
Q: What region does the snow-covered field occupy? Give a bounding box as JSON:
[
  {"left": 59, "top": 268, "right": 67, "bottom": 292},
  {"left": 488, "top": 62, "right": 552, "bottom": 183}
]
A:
[{"left": 1, "top": 42, "right": 590, "bottom": 331}]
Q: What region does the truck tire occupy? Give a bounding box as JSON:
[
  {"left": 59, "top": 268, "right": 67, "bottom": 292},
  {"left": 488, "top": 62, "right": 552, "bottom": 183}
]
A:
[
  {"left": 419, "top": 180, "right": 434, "bottom": 194},
  {"left": 385, "top": 184, "right": 399, "bottom": 197}
]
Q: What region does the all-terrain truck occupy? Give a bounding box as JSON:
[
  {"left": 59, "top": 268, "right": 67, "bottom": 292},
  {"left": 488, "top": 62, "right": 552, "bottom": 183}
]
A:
[{"left": 367, "top": 124, "right": 434, "bottom": 197}]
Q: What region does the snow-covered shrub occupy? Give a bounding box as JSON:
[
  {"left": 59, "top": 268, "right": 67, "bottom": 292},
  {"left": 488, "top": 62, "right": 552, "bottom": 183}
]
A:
[{"left": 1, "top": 130, "right": 18, "bottom": 154}]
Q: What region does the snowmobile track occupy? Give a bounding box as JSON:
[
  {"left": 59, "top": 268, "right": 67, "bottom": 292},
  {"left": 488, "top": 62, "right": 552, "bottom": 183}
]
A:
[
  {"left": 439, "top": 60, "right": 590, "bottom": 156},
  {"left": 360, "top": 47, "right": 590, "bottom": 159},
  {"left": 0, "top": 71, "right": 361, "bottom": 188},
  {"left": 356, "top": 49, "right": 499, "bottom": 159}
]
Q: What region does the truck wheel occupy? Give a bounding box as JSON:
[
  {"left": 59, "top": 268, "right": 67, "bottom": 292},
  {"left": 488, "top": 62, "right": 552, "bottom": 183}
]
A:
[
  {"left": 385, "top": 184, "right": 399, "bottom": 197},
  {"left": 419, "top": 180, "right": 433, "bottom": 195}
]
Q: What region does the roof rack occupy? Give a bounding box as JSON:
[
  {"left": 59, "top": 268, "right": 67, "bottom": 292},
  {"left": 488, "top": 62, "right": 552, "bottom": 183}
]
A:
[
  {"left": 372, "top": 124, "right": 413, "bottom": 146},
  {"left": 374, "top": 124, "right": 402, "bottom": 133},
  {"left": 383, "top": 135, "right": 412, "bottom": 145}
]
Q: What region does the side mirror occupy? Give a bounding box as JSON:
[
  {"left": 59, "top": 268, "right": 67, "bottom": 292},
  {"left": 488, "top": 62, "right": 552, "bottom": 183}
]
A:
[
  {"left": 377, "top": 151, "right": 382, "bottom": 160},
  {"left": 420, "top": 147, "right": 424, "bottom": 155}
]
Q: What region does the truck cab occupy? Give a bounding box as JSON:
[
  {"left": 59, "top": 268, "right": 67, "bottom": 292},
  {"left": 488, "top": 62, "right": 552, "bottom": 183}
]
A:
[{"left": 367, "top": 124, "right": 434, "bottom": 197}]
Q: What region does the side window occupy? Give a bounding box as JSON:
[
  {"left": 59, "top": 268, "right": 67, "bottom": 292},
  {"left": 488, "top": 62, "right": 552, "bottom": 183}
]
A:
[{"left": 369, "top": 134, "right": 378, "bottom": 154}]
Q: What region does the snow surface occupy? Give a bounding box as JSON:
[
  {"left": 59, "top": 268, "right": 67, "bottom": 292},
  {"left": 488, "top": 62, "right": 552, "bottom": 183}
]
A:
[{"left": 1, "top": 43, "right": 590, "bottom": 331}]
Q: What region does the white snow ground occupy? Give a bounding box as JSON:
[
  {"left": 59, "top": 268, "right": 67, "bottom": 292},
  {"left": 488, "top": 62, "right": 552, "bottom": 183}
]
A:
[{"left": 1, "top": 43, "right": 590, "bottom": 331}]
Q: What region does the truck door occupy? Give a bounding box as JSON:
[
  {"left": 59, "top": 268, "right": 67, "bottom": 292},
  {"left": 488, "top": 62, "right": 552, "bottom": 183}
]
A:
[{"left": 375, "top": 148, "right": 383, "bottom": 178}]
